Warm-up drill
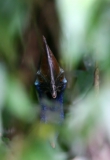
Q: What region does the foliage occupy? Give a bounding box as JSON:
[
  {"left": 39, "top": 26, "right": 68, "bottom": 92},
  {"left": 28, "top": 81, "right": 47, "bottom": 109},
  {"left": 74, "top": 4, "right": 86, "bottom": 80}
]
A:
[{"left": 0, "top": 0, "right": 110, "bottom": 159}]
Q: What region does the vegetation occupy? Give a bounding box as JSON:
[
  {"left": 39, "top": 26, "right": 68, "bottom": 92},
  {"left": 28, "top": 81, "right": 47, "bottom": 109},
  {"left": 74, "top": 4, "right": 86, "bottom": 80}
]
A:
[{"left": 0, "top": 0, "right": 110, "bottom": 159}]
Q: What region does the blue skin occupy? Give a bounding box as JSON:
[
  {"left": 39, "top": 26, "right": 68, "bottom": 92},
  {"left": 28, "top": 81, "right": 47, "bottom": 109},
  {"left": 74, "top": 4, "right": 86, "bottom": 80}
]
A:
[{"left": 35, "top": 78, "right": 67, "bottom": 124}]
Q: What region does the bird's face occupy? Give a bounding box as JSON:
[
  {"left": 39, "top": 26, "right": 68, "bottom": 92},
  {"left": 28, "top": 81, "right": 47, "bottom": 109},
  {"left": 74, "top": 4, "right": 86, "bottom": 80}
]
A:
[
  {"left": 35, "top": 68, "right": 67, "bottom": 99},
  {"left": 35, "top": 36, "right": 67, "bottom": 99}
]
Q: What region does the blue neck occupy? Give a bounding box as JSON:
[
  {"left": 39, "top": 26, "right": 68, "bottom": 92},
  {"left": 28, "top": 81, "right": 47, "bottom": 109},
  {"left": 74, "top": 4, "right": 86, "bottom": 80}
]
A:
[
  {"left": 37, "top": 88, "right": 64, "bottom": 124},
  {"left": 41, "top": 93, "right": 64, "bottom": 124}
]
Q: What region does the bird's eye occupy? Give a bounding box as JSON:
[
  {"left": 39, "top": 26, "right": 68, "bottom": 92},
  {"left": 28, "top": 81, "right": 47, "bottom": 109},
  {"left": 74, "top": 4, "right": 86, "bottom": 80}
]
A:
[{"left": 60, "top": 74, "right": 64, "bottom": 82}]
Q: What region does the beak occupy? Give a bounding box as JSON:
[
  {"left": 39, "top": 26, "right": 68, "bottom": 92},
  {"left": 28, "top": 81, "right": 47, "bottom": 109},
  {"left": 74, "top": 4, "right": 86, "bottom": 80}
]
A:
[{"left": 51, "top": 84, "right": 57, "bottom": 98}]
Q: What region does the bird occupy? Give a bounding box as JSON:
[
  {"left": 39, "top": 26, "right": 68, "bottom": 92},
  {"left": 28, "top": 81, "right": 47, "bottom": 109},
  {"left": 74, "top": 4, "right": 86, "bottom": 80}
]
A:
[{"left": 35, "top": 36, "right": 67, "bottom": 124}]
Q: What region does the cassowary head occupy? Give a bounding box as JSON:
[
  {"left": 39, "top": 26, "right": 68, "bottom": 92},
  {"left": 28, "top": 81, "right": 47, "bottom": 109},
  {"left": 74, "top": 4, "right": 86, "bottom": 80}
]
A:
[{"left": 35, "top": 37, "right": 67, "bottom": 124}]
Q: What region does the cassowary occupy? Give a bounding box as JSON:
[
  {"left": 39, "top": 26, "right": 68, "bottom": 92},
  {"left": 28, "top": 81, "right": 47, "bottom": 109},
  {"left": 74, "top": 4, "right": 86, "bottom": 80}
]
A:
[{"left": 35, "top": 37, "right": 67, "bottom": 124}]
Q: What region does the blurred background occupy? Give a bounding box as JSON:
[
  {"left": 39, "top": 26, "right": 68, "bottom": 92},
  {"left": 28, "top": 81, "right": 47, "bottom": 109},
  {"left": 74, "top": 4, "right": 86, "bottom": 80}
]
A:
[{"left": 0, "top": 0, "right": 110, "bottom": 159}]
